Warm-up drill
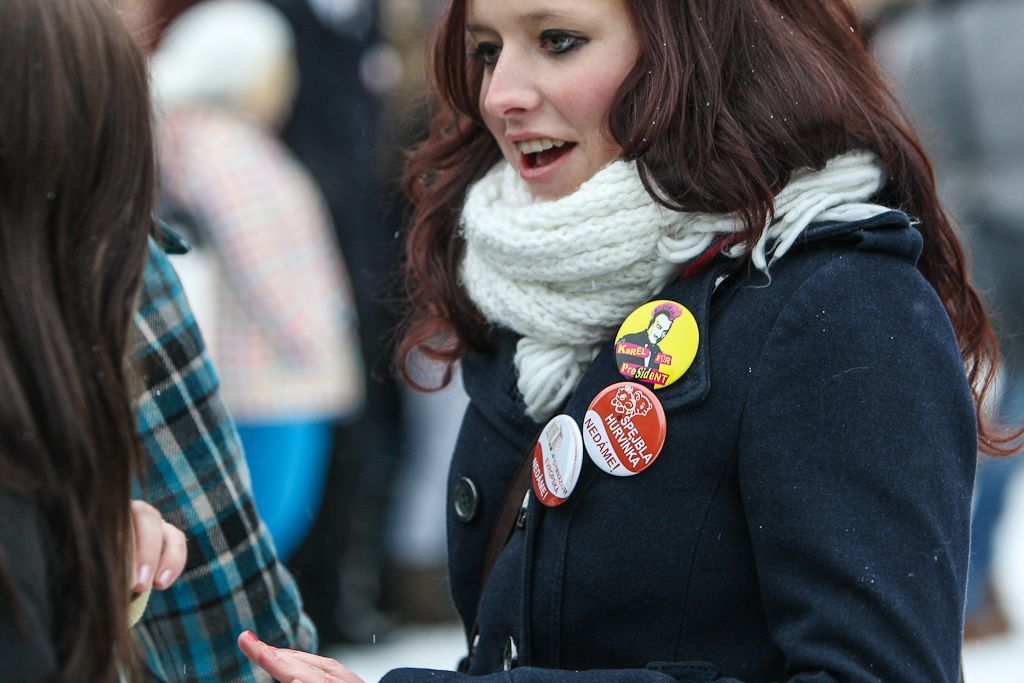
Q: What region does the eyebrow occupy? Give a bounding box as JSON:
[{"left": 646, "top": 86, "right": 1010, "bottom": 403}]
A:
[{"left": 466, "top": 10, "right": 576, "bottom": 34}]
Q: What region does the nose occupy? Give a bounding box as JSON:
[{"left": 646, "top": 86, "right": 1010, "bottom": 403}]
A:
[{"left": 481, "top": 48, "right": 541, "bottom": 120}]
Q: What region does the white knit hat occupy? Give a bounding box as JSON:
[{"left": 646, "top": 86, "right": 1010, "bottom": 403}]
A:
[{"left": 150, "top": 0, "right": 295, "bottom": 112}]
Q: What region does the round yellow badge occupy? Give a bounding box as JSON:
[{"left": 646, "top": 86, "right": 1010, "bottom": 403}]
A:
[{"left": 613, "top": 299, "right": 699, "bottom": 389}]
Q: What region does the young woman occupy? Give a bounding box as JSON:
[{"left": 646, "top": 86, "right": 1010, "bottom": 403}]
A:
[
  {"left": 241, "top": 0, "right": 1013, "bottom": 680},
  {"left": 0, "top": 0, "right": 185, "bottom": 679}
]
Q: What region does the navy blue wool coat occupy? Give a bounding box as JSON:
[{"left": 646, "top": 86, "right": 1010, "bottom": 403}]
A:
[{"left": 384, "top": 213, "right": 975, "bottom": 682}]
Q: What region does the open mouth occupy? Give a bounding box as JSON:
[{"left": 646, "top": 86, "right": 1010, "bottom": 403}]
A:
[{"left": 518, "top": 138, "right": 576, "bottom": 169}]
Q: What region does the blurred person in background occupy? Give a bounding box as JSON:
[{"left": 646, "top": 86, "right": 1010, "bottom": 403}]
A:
[
  {"left": 268, "top": 0, "right": 468, "bottom": 641},
  {"left": 263, "top": 0, "right": 406, "bottom": 643},
  {"left": 860, "top": 0, "right": 1024, "bottom": 640},
  {"left": 376, "top": 0, "right": 467, "bottom": 629},
  {"left": 150, "top": 0, "right": 365, "bottom": 564},
  {"left": 0, "top": 0, "right": 188, "bottom": 678}
]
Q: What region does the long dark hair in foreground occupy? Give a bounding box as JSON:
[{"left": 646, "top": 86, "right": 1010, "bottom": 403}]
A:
[
  {"left": 398, "top": 0, "right": 1015, "bottom": 455},
  {"left": 0, "top": 0, "right": 154, "bottom": 678}
]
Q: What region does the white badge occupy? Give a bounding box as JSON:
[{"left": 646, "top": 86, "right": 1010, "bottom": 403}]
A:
[{"left": 531, "top": 414, "right": 584, "bottom": 507}]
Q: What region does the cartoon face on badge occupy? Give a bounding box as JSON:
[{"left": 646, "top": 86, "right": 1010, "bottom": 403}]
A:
[
  {"left": 610, "top": 385, "right": 654, "bottom": 421},
  {"left": 613, "top": 299, "right": 699, "bottom": 389}
]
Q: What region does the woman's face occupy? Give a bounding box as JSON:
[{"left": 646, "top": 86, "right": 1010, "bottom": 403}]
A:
[{"left": 466, "top": 0, "right": 640, "bottom": 201}]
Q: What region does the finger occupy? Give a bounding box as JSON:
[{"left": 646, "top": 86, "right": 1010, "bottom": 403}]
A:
[
  {"left": 129, "top": 500, "right": 164, "bottom": 593},
  {"left": 261, "top": 647, "right": 332, "bottom": 683},
  {"left": 238, "top": 632, "right": 321, "bottom": 683},
  {"left": 278, "top": 649, "right": 360, "bottom": 679},
  {"left": 250, "top": 642, "right": 309, "bottom": 681},
  {"left": 239, "top": 632, "right": 355, "bottom": 683},
  {"left": 238, "top": 631, "right": 263, "bottom": 663},
  {"left": 153, "top": 521, "right": 188, "bottom": 589}
]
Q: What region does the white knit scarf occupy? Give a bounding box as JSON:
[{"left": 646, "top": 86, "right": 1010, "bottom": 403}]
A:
[{"left": 460, "top": 151, "right": 890, "bottom": 421}]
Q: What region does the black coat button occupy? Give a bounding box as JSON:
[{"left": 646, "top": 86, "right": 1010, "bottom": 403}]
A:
[{"left": 452, "top": 476, "right": 479, "bottom": 522}]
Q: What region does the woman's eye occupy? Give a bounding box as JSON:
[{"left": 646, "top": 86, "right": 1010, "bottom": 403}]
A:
[
  {"left": 539, "top": 30, "right": 584, "bottom": 54},
  {"left": 471, "top": 42, "right": 501, "bottom": 66}
]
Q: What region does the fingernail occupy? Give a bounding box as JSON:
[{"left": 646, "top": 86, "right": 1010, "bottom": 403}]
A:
[
  {"left": 242, "top": 630, "right": 257, "bottom": 642},
  {"left": 157, "top": 568, "right": 174, "bottom": 588},
  {"left": 136, "top": 564, "right": 152, "bottom": 588}
]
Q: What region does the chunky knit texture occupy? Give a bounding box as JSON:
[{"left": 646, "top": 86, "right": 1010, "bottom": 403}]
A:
[{"left": 461, "top": 152, "right": 889, "bottom": 421}]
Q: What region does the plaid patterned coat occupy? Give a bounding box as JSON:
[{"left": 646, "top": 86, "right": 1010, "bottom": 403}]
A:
[{"left": 131, "top": 233, "right": 316, "bottom": 681}]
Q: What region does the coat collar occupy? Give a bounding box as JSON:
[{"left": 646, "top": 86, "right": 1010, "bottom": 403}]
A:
[
  {"left": 153, "top": 218, "right": 191, "bottom": 255},
  {"left": 800, "top": 210, "right": 919, "bottom": 261},
  {"left": 462, "top": 211, "right": 919, "bottom": 438}
]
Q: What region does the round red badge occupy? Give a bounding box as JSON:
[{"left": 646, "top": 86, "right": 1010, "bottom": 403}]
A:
[
  {"left": 531, "top": 414, "right": 584, "bottom": 507},
  {"left": 582, "top": 382, "right": 667, "bottom": 477}
]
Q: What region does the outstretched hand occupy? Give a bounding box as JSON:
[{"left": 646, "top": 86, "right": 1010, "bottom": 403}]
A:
[{"left": 238, "top": 631, "right": 366, "bottom": 683}]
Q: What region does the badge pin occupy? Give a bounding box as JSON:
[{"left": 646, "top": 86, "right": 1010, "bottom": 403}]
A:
[
  {"left": 613, "top": 299, "right": 698, "bottom": 389},
  {"left": 583, "top": 382, "right": 667, "bottom": 477},
  {"left": 531, "top": 414, "right": 585, "bottom": 507}
]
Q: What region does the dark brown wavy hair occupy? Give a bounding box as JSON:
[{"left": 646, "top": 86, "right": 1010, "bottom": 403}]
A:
[
  {"left": 0, "top": 0, "right": 154, "bottom": 678},
  {"left": 398, "top": 0, "right": 1013, "bottom": 455}
]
